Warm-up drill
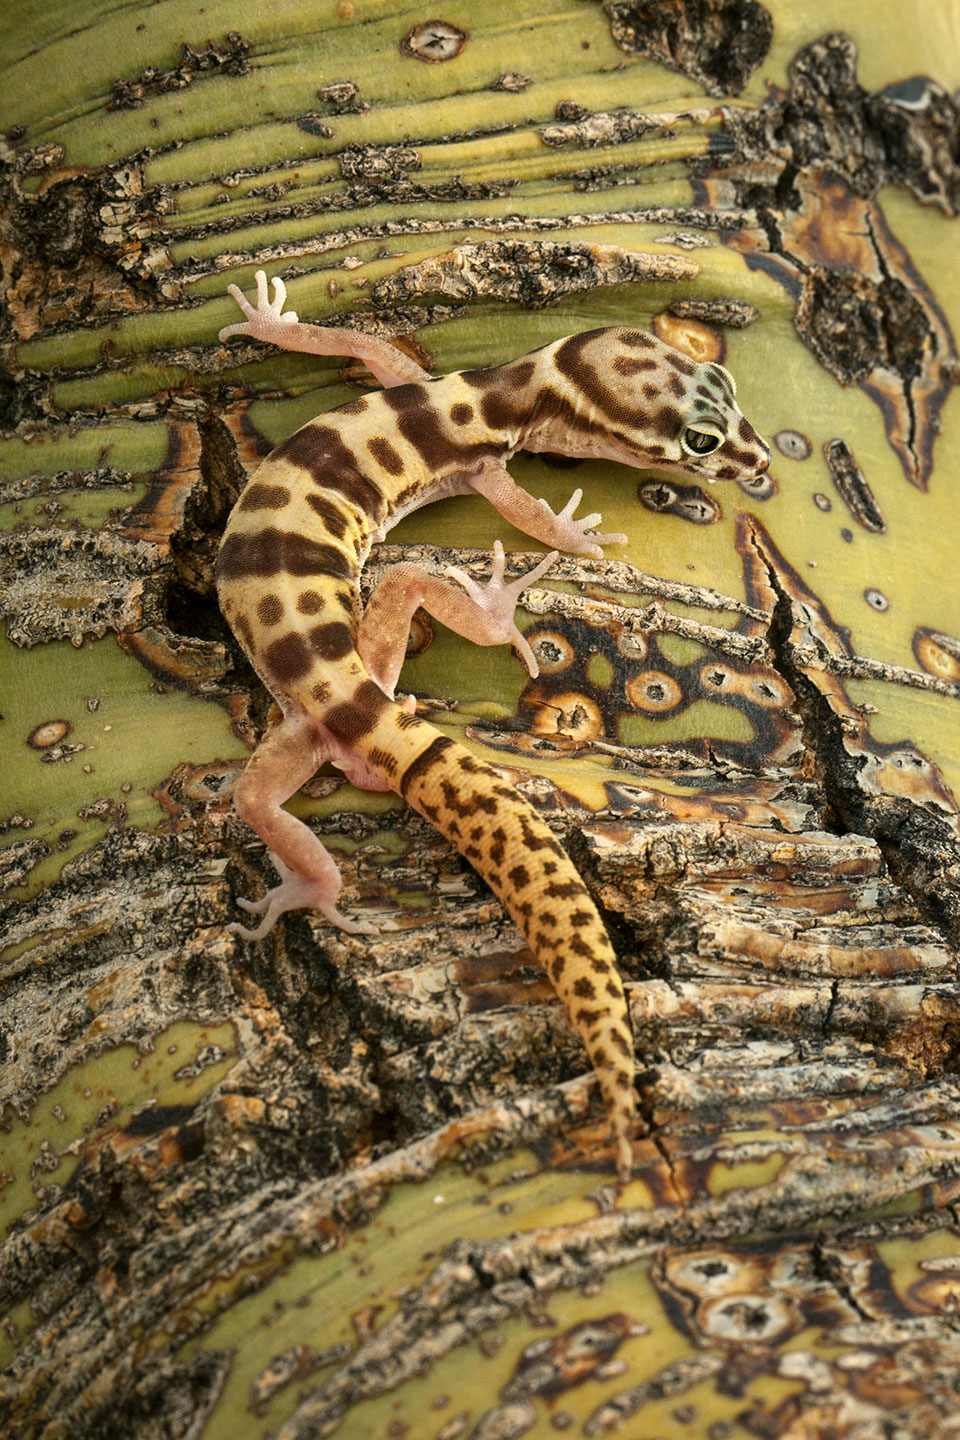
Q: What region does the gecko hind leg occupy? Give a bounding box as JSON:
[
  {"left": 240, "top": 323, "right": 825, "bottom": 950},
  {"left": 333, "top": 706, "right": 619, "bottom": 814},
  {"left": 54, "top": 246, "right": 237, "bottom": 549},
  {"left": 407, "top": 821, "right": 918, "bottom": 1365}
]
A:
[
  {"left": 230, "top": 710, "right": 375, "bottom": 940},
  {"left": 357, "top": 540, "right": 559, "bottom": 695}
]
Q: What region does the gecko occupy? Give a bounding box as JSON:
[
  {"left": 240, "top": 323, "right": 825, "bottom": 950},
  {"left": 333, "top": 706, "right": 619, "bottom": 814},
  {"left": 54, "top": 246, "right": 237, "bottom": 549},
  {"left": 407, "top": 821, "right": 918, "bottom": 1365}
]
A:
[{"left": 216, "top": 270, "right": 771, "bottom": 1181}]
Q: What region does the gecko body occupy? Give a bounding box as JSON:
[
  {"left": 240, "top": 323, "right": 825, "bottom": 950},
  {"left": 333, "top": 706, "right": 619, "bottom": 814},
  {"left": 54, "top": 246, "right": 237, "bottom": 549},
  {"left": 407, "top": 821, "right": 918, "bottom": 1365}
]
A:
[{"left": 216, "top": 273, "right": 771, "bottom": 1180}]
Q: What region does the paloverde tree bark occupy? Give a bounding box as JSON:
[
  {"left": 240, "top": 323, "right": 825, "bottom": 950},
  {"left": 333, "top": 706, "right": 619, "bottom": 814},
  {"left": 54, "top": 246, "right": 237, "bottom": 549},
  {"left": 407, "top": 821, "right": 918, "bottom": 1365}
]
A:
[{"left": 2, "top": 2, "right": 960, "bottom": 1436}]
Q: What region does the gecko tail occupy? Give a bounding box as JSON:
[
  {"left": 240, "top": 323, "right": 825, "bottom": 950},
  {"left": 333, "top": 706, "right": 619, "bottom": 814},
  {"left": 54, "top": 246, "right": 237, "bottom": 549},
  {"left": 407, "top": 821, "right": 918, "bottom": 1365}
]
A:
[{"left": 360, "top": 712, "right": 638, "bottom": 1180}]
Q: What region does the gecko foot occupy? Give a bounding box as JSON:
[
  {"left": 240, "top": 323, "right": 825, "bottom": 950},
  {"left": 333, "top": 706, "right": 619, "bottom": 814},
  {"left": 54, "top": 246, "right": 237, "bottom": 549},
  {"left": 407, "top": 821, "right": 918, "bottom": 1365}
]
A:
[
  {"left": 229, "top": 853, "right": 376, "bottom": 941},
  {"left": 444, "top": 540, "right": 558, "bottom": 677},
  {"left": 536, "top": 488, "right": 627, "bottom": 560},
  {"left": 219, "top": 270, "right": 299, "bottom": 343}
]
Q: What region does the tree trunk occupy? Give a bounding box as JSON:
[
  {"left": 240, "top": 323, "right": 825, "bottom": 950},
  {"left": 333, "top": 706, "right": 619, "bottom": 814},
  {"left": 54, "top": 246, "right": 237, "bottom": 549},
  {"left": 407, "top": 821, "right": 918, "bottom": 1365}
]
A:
[{"left": 2, "top": 2, "right": 960, "bottom": 1437}]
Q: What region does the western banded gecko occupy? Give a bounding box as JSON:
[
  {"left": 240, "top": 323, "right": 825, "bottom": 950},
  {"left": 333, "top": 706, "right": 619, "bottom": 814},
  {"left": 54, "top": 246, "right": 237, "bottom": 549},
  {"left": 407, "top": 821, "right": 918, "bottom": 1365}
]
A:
[{"left": 216, "top": 271, "right": 771, "bottom": 1180}]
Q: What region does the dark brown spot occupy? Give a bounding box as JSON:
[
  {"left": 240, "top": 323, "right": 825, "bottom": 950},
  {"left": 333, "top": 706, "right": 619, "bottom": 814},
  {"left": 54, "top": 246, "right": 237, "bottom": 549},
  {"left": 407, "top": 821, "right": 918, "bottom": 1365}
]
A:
[
  {"left": 305, "top": 493, "right": 349, "bottom": 538},
  {"left": 642, "top": 382, "right": 658, "bottom": 398},
  {"left": 324, "top": 680, "right": 392, "bottom": 745},
  {"left": 720, "top": 439, "right": 757, "bottom": 466},
  {"left": 619, "top": 330, "right": 654, "bottom": 348},
  {"left": 274, "top": 423, "right": 387, "bottom": 522},
  {"left": 367, "top": 435, "right": 405, "bottom": 475},
  {"left": 311, "top": 680, "right": 331, "bottom": 704},
  {"left": 703, "top": 362, "right": 734, "bottom": 399},
  {"left": 384, "top": 383, "right": 501, "bottom": 472},
  {"left": 738, "top": 415, "right": 754, "bottom": 441},
  {"left": 309, "top": 621, "right": 354, "bottom": 661},
  {"left": 368, "top": 746, "right": 398, "bottom": 776},
  {"left": 650, "top": 404, "right": 681, "bottom": 439},
  {"left": 613, "top": 354, "right": 657, "bottom": 376},
  {"left": 264, "top": 631, "right": 313, "bottom": 684},
  {"left": 438, "top": 778, "right": 498, "bottom": 818},
  {"left": 569, "top": 909, "right": 592, "bottom": 927},
  {"left": 545, "top": 879, "right": 585, "bottom": 900},
  {"left": 339, "top": 396, "right": 369, "bottom": 415},
  {"left": 553, "top": 332, "right": 637, "bottom": 427},
  {"left": 573, "top": 976, "right": 596, "bottom": 999},
  {"left": 518, "top": 813, "right": 564, "bottom": 854},
  {"left": 238, "top": 481, "right": 291, "bottom": 512},
  {"left": 297, "top": 590, "right": 325, "bottom": 615},
  {"left": 217, "top": 529, "right": 354, "bottom": 582},
  {"left": 335, "top": 590, "right": 355, "bottom": 615},
  {"left": 394, "top": 482, "right": 421, "bottom": 508},
  {"left": 399, "top": 735, "right": 456, "bottom": 796},
  {"left": 257, "top": 595, "right": 284, "bottom": 626},
  {"left": 667, "top": 373, "right": 686, "bottom": 399},
  {"left": 611, "top": 1031, "right": 632, "bottom": 1057},
  {"left": 450, "top": 402, "right": 473, "bottom": 425},
  {"left": 480, "top": 389, "right": 526, "bottom": 433},
  {"left": 507, "top": 864, "right": 530, "bottom": 888},
  {"left": 234, "top": 612, "right": 254, "bottom": 651},
  {"left": 664, "top": 351, "right": 696, "bottom": 376}
]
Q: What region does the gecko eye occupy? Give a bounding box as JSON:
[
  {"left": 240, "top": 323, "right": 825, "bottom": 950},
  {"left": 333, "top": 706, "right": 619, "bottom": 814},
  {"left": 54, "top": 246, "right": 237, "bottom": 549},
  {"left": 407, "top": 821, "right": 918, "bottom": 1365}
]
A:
[{"left": 681, "top": 425, "right": 723, "bottom": 456}]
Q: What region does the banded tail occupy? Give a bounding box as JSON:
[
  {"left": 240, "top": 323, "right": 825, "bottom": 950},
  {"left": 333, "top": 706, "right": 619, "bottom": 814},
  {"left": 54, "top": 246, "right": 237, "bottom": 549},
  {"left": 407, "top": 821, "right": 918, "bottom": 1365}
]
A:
[{"left": 312, "top": 680, "right": 638, "bottom": 1179}]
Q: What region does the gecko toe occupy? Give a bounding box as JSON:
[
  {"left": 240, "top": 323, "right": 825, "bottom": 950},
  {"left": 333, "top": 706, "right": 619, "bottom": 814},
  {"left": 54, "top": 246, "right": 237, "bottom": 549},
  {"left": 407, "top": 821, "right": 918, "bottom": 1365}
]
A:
[{"left": 235, "top": 894, "right": 271, "bottom": 915}]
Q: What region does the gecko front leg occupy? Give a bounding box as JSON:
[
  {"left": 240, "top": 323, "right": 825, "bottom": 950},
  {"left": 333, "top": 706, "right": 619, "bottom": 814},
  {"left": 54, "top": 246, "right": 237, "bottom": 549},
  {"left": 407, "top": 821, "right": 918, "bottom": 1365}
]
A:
[
  {"left": 358, "top": 541, "right": 558, "bottom": 697},
  {"left": 469, "top": 464, "right": 627, "bottom": 560},
  {"left": 220, "top": 269, "right": 428, "bottom": 387}
]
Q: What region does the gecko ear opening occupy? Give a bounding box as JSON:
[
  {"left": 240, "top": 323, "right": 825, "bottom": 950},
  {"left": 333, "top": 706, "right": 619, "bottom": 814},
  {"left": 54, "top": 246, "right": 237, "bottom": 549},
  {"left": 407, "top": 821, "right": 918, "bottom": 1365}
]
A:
[{"left": 681, "top": 424, "right": 723, "bottom": 456}]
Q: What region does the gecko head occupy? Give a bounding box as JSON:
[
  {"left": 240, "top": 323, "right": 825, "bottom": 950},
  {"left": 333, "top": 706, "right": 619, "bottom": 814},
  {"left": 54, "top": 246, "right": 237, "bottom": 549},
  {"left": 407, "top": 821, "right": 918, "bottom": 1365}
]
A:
[
  {"left": 670, "top": 356, "right": 771, "bottom": 484},
  {"left": 552, "top": 329, "right": 771, "bottom": 484}
]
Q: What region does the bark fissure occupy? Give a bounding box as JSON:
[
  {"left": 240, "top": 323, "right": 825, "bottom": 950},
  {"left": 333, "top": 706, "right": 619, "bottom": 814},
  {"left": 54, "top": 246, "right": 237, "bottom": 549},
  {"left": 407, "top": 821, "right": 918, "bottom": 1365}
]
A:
[{"left": 751, "top": 524, "right": 960, "bottom": 951}]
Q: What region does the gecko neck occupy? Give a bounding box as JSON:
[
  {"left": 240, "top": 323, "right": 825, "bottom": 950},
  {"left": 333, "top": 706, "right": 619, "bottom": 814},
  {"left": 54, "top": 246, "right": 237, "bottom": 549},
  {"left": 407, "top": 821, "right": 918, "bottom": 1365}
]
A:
[{"left": 460, "top": 341, "right": 597, "bottom": 461}]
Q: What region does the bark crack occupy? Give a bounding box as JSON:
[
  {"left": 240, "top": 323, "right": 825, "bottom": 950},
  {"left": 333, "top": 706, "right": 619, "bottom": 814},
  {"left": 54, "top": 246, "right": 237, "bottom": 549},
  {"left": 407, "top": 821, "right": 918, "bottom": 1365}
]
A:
[{"left": 749, "top": 524, "right": 960, "bottom": 952}]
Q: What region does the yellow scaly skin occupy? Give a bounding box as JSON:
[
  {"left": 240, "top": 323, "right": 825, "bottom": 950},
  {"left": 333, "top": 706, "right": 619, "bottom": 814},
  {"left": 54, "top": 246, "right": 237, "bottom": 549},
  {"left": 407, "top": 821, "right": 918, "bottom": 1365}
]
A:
[{"left": 216, "top": 273, "right": 771, "bottom": 1181}]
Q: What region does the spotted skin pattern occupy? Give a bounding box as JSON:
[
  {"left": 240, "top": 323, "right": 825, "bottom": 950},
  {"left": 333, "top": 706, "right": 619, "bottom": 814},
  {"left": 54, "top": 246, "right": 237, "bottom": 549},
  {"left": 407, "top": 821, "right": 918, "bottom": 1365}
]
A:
[{"left": 216, "top": 272, "right": 771, "bottom": 1181}]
